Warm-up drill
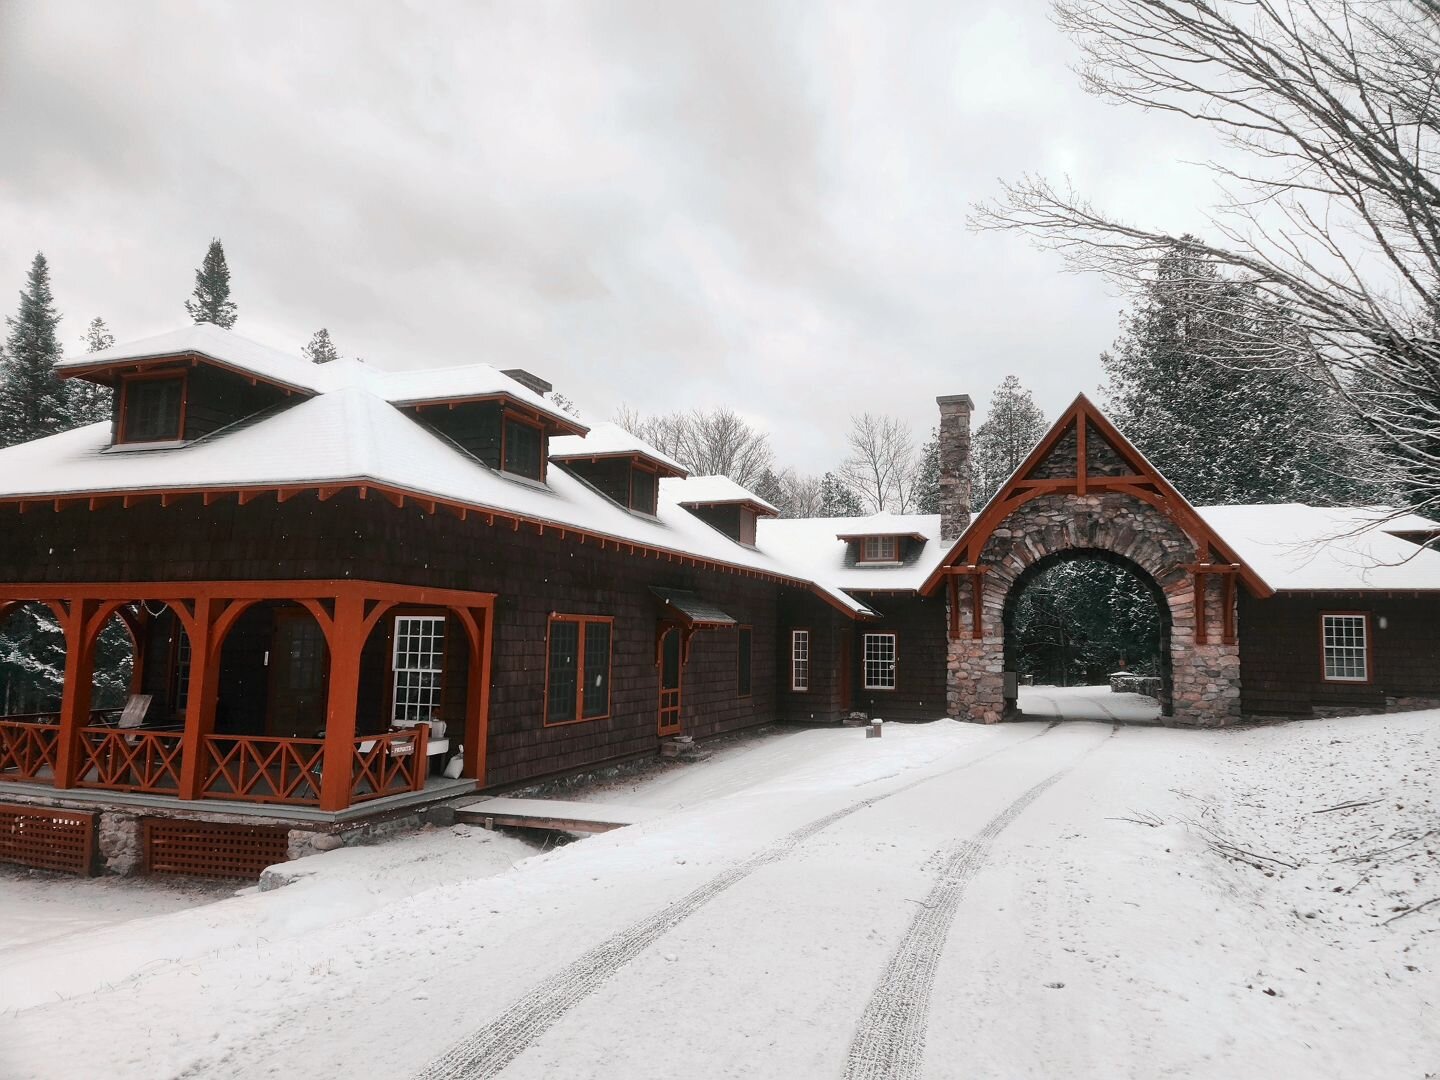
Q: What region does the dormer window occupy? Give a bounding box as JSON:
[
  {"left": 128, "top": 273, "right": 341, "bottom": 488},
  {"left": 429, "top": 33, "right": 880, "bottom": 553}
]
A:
[
  {"left": 118, "top": 374, "right": 186, "bottom": 444},
  {"left": 501, "top": 415, "right": 544, "bottom": 481},
  {"left": 861, "top": 535, "right": 899, "bottom": 562},
  {"left": 628, "top": 466, "right": 658, "bottom": 515}
]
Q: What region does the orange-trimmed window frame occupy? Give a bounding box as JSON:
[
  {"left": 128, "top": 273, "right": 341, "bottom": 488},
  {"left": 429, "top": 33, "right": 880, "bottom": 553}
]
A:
[
  {"left": 1320, "top": 611, "right": 1372, "bottom": 684},
  {"left": 859, "top": 536, "right": 899, "bottom": 563},
  {"left": 737, "top": 625, "right": 753, "bottom": 698},
  {"left": 544, "top": 613, "right": 614, "bottom": 726},
  {"left": 500, "top": 411, "right": 546, "bottom": 482},
  {"left": 790, "top": 628, "right": 810, "bottom": 692},
  {"left": 117, "top": 370, "right": 188, "bottom": 444},
  {"left": 628, "top": 462, "right": 659, "bottom": 515}
]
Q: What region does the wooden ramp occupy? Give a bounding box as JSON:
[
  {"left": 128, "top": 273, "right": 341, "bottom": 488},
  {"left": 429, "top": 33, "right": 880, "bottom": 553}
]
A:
[{"left": 454, "top": 796, "right": 653, "bottom": 834}]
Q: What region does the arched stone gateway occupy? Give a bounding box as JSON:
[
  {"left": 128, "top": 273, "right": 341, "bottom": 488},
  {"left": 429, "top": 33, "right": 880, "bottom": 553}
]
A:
[{"left": 922, "top": 395, "right": 1272, "bottom": 727}]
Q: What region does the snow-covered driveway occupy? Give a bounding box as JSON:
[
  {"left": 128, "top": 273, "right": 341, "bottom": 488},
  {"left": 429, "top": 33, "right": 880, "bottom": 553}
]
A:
[{"left": 3, "top": 709, "right": 1436, "bottom": 1080}]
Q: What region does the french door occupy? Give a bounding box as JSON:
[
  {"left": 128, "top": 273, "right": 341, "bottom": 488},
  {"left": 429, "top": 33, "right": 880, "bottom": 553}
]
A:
[{"left": 658, "top": 626, "right": 682, "bottom": 736}]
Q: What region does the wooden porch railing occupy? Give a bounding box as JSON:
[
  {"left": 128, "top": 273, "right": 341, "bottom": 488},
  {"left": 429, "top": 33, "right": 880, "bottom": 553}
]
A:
[
  {"left": 200, "top": 735, "right": 326, "bottom": 805},
  {"left": 76, "top": 727, "right": 184, "bottom": 795},
  {"left": 350, "top": 728, "right": 428, "bottom": 804},
  {"left": 0, "top": 719, "right": 61, "bottom": 782}
]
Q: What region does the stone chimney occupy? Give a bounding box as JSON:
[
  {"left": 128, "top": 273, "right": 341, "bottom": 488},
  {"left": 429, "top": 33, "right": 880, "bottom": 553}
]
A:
[
  {"left": 936, "top": 394, "right": 974, "bottom": 541},
  {"left": 501, "top": 368, "right": 553, "bottom": 396}
]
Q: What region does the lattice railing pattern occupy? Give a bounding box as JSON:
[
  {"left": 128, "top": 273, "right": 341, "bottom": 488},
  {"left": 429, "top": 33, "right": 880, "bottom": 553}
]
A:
[
  {"left": 0, "top": 803, "right": 95, "bottom": 874},
  {"left": 350, "top": 728, "right": 428, "bottom": 803},
  {"left": 200, "top": 735, "right": 325, "bottom": 805},
  {"left": 76, "top": 728, "right": 184, "bottom": 795},
  {"left": 0, "top": 719, "right": 60, "bottom": 783},
  {"left": 143, "top": 818, "right": 290, "bottom": 879}
]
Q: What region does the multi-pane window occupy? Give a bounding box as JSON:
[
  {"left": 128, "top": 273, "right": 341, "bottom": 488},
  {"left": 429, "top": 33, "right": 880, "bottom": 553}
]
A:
[
  {"left": 173, "top": 633, "right": 192, "bottom": 713},
  {"left": 863, "top": 633, "right": 897, "bottom": 690},
  {"left": 502, "top": 417, "right": 543, "bottom": 480},
  {"left": 737, "top": 627, "right": 752, "bottom": 697},
  {"left": 1322, "top": 614, "right": 1369, "bottom": 682},
  {"left": 120, "top": 376, "right": 185, "bottom": 442},
  {"left": 861, "top": 536, "right": 898, "bottom": 562},
  {"left": 546, "top": 615, "right": 613, "bottom": 724},
  {"left": 392, "top": 615, "right": 446, "bottom": 723},
  {"left": 791, "top": 630, "right": 810, "bottom": 691}
]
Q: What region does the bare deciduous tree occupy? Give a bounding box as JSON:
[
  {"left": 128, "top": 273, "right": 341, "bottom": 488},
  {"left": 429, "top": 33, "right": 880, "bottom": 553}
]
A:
[
  {"left": 840, "top": 412, "right": 920, "bottom": 513},
  {"left": 972, "top": 0, "right": 1440, "bottom": 517},
  {"left": 614, "top": 405, "right": 774, "bottom": 488}
]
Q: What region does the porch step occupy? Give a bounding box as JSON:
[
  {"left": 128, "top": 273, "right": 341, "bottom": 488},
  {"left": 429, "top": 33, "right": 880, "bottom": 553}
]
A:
[
  {"left": 659, "top": 736, "right": 711, "bottom": 761},
  {"left": 454, "top": 796, "right": 652, "bottom": 834}
]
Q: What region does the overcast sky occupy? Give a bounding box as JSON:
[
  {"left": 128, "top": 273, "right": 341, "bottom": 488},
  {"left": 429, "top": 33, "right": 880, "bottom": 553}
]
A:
[{"left": 0, "top": 1, "right": 1228, "bottom": 475}]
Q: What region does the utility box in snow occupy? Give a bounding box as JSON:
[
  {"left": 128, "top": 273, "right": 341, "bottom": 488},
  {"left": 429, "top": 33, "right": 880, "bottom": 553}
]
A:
[{"left": 866, "top": 719, "right": 883, "bottom": 739}]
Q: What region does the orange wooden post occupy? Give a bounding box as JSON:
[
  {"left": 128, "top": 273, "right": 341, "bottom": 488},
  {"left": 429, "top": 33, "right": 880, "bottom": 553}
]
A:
[
  {"left": 53, "top": 599, "right": 99, "bottom": 789},
  {"left": 456, "top": 605, "right": 492, "bottom": 786},
  {"left": 319, "top": 592, "right": 366, "bottom": 812},
  {"left": 177, "top": 599, "right": 222, "bottom": 800}
]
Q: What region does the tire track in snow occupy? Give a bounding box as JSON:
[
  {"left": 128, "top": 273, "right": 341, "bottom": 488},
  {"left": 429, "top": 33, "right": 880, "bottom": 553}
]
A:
[
  {"left": 413, "top": 725, "right": 1058, "bottom": 1080},
  {"left": 842, "top": 724, "right": 1117, "bottom": 1080}
]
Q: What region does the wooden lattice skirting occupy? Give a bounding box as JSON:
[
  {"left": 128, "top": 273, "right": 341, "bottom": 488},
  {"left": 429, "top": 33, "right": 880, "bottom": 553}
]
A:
[
  {"left": 0, "top": 803, "right": 96, "bottom": 875},
  {"left": 142, "top": 818, "right": 290, "bottom": 880}
]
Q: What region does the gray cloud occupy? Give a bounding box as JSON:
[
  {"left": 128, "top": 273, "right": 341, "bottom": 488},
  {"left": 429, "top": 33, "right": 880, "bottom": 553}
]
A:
[{"left": 0, "top": 0, "right": 1230, "bottom": 474}]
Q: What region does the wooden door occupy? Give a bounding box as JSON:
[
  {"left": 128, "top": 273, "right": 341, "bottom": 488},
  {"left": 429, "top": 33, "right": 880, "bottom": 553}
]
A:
[
  {"left": 267, "top": 612, "right": 330, "bottom": 738},
  {"left": 839, "top": 629, "right": 854, "bottom": 713},
  {"left": 658, "top": 626, "right": 682, "bottom": 736}
]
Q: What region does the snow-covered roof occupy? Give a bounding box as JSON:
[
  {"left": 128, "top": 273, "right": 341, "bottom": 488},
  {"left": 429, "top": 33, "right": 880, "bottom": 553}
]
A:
[
  {"left": 758, "top": 513, "right": 950, "bottom": 592},
  {"left": 59, "top": 324, "right": 331, "bottom": 394},
  {"left": 1197, "top": 504, "right": 1440, "bottom": 592},
  {"left": 0, "top": 375, "right": 870, "bottom": 615},
  {"left": 549, "top": 422, "right": 686, "bottom": 476},
  {"left": 661, "top": 475, "right": 779, "bottom": 516},
  {"left": 60, "top": 325, "right": 585, "bottom": 432}
]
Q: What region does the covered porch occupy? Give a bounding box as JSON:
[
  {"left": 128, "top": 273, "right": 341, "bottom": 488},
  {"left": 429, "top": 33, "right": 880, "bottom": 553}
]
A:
[{"left": 0, "top": 580, "right": 495, "bottom": 812}]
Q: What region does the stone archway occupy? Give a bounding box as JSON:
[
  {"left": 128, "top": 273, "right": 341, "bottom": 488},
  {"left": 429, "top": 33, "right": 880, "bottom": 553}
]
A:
[
  {"left": 926, "top": 395, "right": 1266, "bottom": 727},
  {"left": 1001, "top": 546, "right": 1173, "bottom": 714}
]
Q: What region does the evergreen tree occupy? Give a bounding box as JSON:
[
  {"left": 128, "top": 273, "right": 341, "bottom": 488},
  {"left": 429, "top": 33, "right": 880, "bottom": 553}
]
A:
[
  {"left": 817, "top": 472, "right": 865, "bottom": 517},
  {"left": 972, "top": 376, "right": 1048, "bottom": 507},
  {"left": 913, "top": 430, "right": 941, "bottom": 514},
  {"left": 548, "top": 391, "right": 580, "bottom": 418},
  {"left": 301, "top": 328, "right": 339, "bottom": 364},
  {"left": 184, "top": 239, "right": 238, "bottom": 328},
  {"left": 751, "top": 468, "right": 787, "bottom": 514},
  {"left": 69, "top": 316, "right": 115, "bottom": 425},
  {"left": 1102, "top": 243, "right": 1363, "bottom": 505},
  {"left": 0, "top": 253, "right": 68, "bottom": 448}
]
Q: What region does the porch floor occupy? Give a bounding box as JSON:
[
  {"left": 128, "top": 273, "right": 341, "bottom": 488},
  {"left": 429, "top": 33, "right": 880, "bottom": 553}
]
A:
[
  {"left": 0, "top": 776, "right": 477, "bottom": 824},
  {"left": 455, "top": 796, "right": 654, "bottom": 833}
]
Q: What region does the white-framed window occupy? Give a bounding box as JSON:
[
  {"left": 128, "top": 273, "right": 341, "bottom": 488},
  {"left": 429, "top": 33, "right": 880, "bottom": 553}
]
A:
[
  {"left": 1322, "top": 613, "right": 1369, "bottom": 683},
  {"left": 861, "top": 535, "right": 898, "bottom": 562},
  {"left": 791, "top": 630, "right": 810, "bottom": 691},
  {"left": 393, "top": 615, "right": 446, "bottom": 723},
  {"left": 863, "top": 633, "right": 897, "bottom": 690}
]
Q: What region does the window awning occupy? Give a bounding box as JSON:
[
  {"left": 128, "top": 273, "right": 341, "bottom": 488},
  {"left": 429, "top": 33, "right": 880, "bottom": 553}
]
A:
[{"left": 650, "top": 587, "right": 737, "bottom": 628}]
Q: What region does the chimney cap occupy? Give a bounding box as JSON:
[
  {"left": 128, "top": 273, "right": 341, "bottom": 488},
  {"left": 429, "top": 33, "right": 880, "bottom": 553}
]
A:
[
  {"left": 502, "top": 368, "right": 554, "bottom": 396},
  {"left": 936, "top": 393, "right": 974, "bottom": 408}
]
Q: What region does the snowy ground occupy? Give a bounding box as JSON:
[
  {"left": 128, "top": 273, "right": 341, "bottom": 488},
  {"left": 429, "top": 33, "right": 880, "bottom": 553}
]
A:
[{"left": 2, "top": 703, "right": 1436, "bottom": 1080}]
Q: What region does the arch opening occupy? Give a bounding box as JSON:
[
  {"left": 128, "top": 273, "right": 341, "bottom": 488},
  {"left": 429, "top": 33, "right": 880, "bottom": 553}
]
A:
[{"left": 1001, "top": 548, "right": 1172, "bottom": 720}]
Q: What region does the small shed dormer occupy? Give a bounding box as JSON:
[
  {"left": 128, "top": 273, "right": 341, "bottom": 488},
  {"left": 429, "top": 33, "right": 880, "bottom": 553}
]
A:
[
  {"left": 550, "top": 422, "right": 688, "bottom": 516},
  {"left": 388, "top": 367, "right": 587, "bottom": 484},
  {"left": 56, "top": 325, "right": 323, "bottom": 450},
  {"left": 663, "top": 475, "right": 780, "bottom": 547},
  {"left": 836, "top": 527, "right": 928, "bottom": 567}
]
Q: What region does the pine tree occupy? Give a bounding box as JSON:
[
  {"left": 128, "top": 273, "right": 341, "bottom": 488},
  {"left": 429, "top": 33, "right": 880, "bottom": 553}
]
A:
[
  {"left": 751, "top": 468, "right": 787, "bottom": 514},
  {"left": 0, "top": 253, "right": 69, "bottom": 448},
  {"left": 69, "top": 316, "right": 116, "bottom": 425},
  {"left": 184, "top": 239, "right": 238, "bottom": 328},
  {"left": 818, "top": 472, "right": 865, "bottom": 517},
  {"left": 301, "top": 328, "right": 339, "bottom": 364},
  {"left": 972, "top": 376, "right": 1048, "bottom": 507},
  {"left": 913, "top": 430, "right": 940, "bottom": 514},
  {"left": 1103, "top": 243, "right": 1363, "bottom": 505}
]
